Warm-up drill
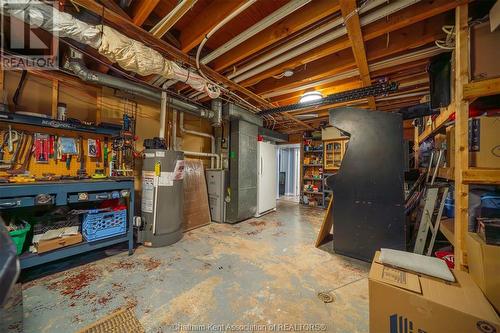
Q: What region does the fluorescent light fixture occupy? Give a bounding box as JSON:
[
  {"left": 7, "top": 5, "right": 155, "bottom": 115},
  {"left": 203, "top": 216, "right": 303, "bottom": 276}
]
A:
[{"left": 299, "top": 91, "right": 323, "bottom": 103}]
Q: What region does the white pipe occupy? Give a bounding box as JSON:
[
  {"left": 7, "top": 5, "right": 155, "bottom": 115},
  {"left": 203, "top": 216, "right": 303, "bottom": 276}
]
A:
[
  {"left": 150, "top": 0, "right": 197, "bottom": 37},
  {"left": 230, "top": 0, "right": 420, "bottom": 82},
  {"left": 172, "top": 109, "right": 178, "bottom": 150},
  {"left": 179, "top": 112, "right": 217, "bottom": 169},
  {"left": 159, "top": 88, "right": 167, "bottom": 139},
  {"left": 201, "top": 0, "right": 311, "bottom": 64},
  {"left": 195, "top": 0, "right": 257, "bottom": 80},
  {"left": 183, "top": 151, "right": 220, "bottom": 169},
  {"left": 261, "top": 46, "right": 444, "bottom": 98}
]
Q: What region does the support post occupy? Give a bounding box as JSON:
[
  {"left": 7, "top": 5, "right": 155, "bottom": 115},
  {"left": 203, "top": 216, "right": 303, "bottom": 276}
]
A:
[
  {"left": 453, "top": 4, "right": 469, "bottom": 269},
  {"left": 51, "top": 80, "right": 59, "bottom": 119}
]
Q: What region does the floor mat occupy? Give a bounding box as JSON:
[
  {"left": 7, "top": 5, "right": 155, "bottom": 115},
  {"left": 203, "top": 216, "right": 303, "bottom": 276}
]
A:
[{"left": 76, "top": 307, "right": 145, "bottom": 333}]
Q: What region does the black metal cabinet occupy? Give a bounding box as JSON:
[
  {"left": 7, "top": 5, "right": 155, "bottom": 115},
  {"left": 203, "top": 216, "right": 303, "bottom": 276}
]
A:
[{"left": 326, "top": 107, "right": 405, "bottom": 261}]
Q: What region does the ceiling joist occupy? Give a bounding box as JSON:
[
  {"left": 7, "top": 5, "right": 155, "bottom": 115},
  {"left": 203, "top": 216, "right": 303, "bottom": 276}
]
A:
[
  {"left": 72, "top": 0, "right": 274, "bottom": 109},
  {"left": 340, "top": 0, "right": 376, "bottom": 110},
  {"left": 150, "top": 0, "right": 198, "bottom": 38},
  {"left": 211, "top": 0, "right": 340, "bottom": 72},
  {"left": 179, "top": 0, "right": 248, "bottom": 53},
  {"left": 239, "top": 0, "right": 463, "bottom": 88},
  {"left": 131, "top": 0, "right": 161, "bottom": 26}
]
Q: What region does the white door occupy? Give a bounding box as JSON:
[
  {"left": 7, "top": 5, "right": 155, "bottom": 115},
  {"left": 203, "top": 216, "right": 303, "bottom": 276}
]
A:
[{"left": 258, "top": 141, "right": 277, "bottom": 214}]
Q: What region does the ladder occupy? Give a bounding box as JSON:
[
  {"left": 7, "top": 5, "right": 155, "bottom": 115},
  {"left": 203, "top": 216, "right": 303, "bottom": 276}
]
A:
[{"left": 413, "top": 149, "right": 449, "bottom": 255}]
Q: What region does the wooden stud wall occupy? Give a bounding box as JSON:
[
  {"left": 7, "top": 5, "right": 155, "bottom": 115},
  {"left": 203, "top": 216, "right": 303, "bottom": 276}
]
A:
[{"left": 453, "top": 4, "right": 469, "bottom": 269}]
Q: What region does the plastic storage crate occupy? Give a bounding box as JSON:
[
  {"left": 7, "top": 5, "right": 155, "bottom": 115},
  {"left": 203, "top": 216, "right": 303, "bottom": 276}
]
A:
[
  {"left": 82, "top": 209, "right": 127, "bottom": 242},
  {"left": 9, "top": 222, "right": 31, "bottom": 255}
]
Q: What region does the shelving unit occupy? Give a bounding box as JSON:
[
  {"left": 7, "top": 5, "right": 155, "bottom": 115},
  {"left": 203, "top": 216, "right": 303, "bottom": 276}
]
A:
[
  {"left": 0, "top": 179, "right": 134, "bottom": 269},
  {"left": 324, "top": 137, "right": 349, "bottom": 171},
  {"left": 301, "top": 138, "right": 325, "bottom": 207},
  {"left": 414, "top": 5, "right": 500, "bottom": 269}
]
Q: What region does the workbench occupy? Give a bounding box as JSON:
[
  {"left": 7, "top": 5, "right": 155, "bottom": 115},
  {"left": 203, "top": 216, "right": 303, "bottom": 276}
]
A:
[{"left": 0, "top": 179, "right": 134, "bottom": 269}]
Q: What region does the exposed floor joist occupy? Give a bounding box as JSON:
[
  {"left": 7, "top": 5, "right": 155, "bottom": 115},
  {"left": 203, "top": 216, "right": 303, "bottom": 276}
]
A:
[
  {"left": 211, "top": 0, "right": 340, "bottom": 72},
  {"left": 179, "top": 0, "right": 248, "bottom": 53},
  {"left": 131, "top": 0, "right": 161, "bottom": 26},
  {"left": 72, "top": 0, "right": 274, "bottom": 109},
  {"left": 237, "top": 0, "right": 462, "bottom": 88},
  {"left": 150, "top": 0, "right": 198, "bottom": 38},
  {"left": 340, "top": 0, "right": 376, "bottom": 110}
]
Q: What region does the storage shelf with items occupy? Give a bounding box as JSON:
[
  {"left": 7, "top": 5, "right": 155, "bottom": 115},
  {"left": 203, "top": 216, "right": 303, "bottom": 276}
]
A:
[
  {"left": 0, "top": 180, "right": 134, "bottom": 269},
  {"left": 413, "top": 7, "right": 500, "bottom": 273},
  {"left": 301, "top": 137, "right": 324, "bottom": 208},
  {"left": 323, "top": 136, "right": 349, "bottom": 171}
]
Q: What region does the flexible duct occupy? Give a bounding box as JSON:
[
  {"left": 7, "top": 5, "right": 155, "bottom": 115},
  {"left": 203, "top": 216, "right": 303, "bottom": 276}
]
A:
[{"left": 0, "top": 0, "right": 219, "bottom": 97}]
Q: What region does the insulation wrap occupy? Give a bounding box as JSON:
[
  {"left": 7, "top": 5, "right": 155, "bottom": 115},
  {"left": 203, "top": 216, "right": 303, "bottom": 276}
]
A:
[{"left": 1, "top": 0, "right": 220, "bottom": 98}]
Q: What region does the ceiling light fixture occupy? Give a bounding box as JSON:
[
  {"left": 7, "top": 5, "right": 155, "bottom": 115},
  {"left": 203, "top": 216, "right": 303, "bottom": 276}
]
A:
[
  {"left": 283, "top": 69, "right": 294, "bottom": 77},
  {"left": 295, "top": 113, "right": 319, "bottom": 119},
  {"left": 299, "top": 91, "right": 323, "bottom": 103}
]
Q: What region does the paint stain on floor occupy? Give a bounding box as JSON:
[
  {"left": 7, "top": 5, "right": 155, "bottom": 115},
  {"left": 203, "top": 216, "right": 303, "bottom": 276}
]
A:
[{"left": 7, "top": 200, "right": 370, "bottom": 333}]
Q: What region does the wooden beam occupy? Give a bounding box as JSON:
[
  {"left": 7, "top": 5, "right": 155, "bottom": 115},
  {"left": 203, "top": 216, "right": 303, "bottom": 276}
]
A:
[
  {"left": 150, "top": 0, "right": 197, "bottom": 38},
  {"left": 100, "top": 0, "right": 131, "bottom": 20},
  {"left": 462, "top": 168, "right": 500, "bottom": 185},
  {"left": 282, "top": 112, "right": 314, "bottom": 130},
  {"left": 0, "top": 63, "right": 4, "bottom": 102},
  {"left": 463, "top": 77, "right": 500, "bottom": 100},
  {"left": 211, "top": 0, "right": 340, "bottom": 72},
  {"left": 252, "top": 17, "right": 446, "bottom": 96},
  {"left": 179, "top": 0, "right": 247, "bottom": 53},
  {"left": 131, "top": 0, "right": 161, "bottom": 26},
  {"left": 340, "top": 0, "right": 376, "bottom": 109},
  {"left": 72, "top": 0, "right": 273, "bottom": 109},
  {"left": 51, "top": 80, "right": 59, "bottom": 119},
  {"left": 453, "top": 3, "right": 469, "bottom": 269},
  {"left": 240, "top": 0, "right": 462, "bottom": 88}
]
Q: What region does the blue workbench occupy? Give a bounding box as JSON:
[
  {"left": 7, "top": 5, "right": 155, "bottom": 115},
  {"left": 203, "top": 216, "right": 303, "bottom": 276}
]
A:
[{"left": 0, "top": 179, "right": 134, "bottom": 269}]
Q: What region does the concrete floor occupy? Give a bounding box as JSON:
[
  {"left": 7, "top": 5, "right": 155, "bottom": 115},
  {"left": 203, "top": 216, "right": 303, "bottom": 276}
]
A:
[{"left": 7, "top": 200, "right": 370, "bottom": 333}]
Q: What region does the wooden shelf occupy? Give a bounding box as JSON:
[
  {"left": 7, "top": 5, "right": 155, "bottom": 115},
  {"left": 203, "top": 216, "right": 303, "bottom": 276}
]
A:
[
  {"left": 462, "top": 168, "right": 500, "bottom": 185},
  {"left": 303, "top": 164, "right": 323, "bottom": 167},
  {"left": 438, "top": 167, "right": 454, "bottom": 180},
  {"left": 440, "top": 218, "right": 455, "bottom": 246},
  {"left": 304, "top": 191, "right": 323, "bottom": 195},
  {"left": 418, "top": 105, "right": 454, "bottom": 142},
  {"left": 463, "top": 77, "right": 500, "bottom": 101}
]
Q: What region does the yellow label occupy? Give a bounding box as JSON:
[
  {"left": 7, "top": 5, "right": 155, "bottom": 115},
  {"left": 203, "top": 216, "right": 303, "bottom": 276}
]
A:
[{"left": 154, "top": 161, "right": 161, "bottom": 176}]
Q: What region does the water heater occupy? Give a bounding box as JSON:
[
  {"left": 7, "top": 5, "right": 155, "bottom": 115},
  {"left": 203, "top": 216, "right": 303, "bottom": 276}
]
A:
[{"left": 138, "top": 149, "right": 184, "bottom": 247}]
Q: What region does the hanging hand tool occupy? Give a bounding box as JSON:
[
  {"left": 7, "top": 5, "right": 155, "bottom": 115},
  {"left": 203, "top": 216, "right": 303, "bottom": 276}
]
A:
[
  {"left": 65, "top": 154, "right": 71, "bottom": 170},
  {"left": 77, "top": 136, "right": 88, "bottom": 178},
  {"left": 48, "top": 135, "right": 54, "bottom": 159},
  {"left": 34, "top": 133, "right": 49, "bottom": 163},
  {"left": 103, "top": 137, "right": 109, "bottom": 168},
  {"left": 8, "top": 134, "right": 33, "bottom": 175}
]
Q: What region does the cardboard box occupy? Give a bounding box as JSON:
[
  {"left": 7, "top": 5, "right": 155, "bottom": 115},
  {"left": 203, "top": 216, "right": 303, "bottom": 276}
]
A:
[
  {"left": 36, "top": 233, "right": 82, "bottom": 254},
  {"left": 471, "top": 22, "right": 500, "bottom": 80},
  {"left": 466, "top": 232, "right": 500, "bottom": 313},
  {"left": 470, "top": 116, "right": 500, "bottom": 168},
  {"left": 446, "top": 117, "right": 500, "bottom": 169},
  {"left": 321, "top": 126, "right": 343, "bottom": 140},
  {"left": 369, "top": 251, "right": 500, "bottom": 333}
]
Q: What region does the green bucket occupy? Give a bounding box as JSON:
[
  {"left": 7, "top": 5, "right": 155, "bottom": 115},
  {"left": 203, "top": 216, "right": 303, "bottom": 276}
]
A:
[{"left": 9, "top": 222, "right": 31, "bottom": 255}]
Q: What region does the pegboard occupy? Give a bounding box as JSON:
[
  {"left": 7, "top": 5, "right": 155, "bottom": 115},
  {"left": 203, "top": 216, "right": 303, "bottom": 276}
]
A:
[{"left": 0, "top": 124, "right": 110, "bottom": 178}]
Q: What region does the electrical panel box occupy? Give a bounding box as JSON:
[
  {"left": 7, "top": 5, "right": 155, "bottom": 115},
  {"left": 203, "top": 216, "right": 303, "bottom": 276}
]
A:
[{"left": 206, "top": 170, "right": 225, "bottom": 223}]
